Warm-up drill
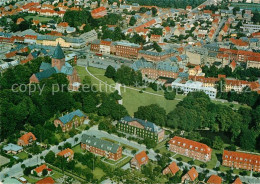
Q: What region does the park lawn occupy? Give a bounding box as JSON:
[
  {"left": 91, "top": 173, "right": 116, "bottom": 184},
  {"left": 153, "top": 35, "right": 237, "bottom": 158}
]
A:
[
  {"left": 0, "top": 155, "right": 10, "bottom": 166},
  {"left": 173, "top": 154, "right": 192, "bottom": 163},
  {"left": 121, "top": 88, "right": 179, "bottom": 115},
  {"left": 211, "top": 100, "right": 249, "bottom": 110},
  {"left": 52, "top": 170, "right": 64, "bottom": 180},
  {"left": 24, "top": 15, "right": 53, "bottom": 22},
  {"left": 22, "top": 175, "right": 39, "bottom": 183},
  {"left": 17, "top": 151, "right": 28, "bottom": 160},
  {"left": 93, "top": 167, "right": 105, "bottom": 180},
  {"left": 72, "top": 144, "right": 82, "bottom": 154},
  {"left": 206, "top": 149, "right": 219, "bottom": 169}
]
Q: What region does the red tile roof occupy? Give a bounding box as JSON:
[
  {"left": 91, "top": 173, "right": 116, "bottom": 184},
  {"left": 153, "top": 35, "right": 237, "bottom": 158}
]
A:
[
  {"left": 19, "top": 132, "right": 36, "bottom": 145},
  {"left": 187, "top": 167, "right": 198, "bottom": 181},
  {"left": 232, "top": 177, "right": 242, "bottom": 184},
  {"left": 5, "top": 51, "right": 17, "bottom": 58},
  {"left": 58, "top": 22, "right": 69, "bottom": 27},
  {"left": 207, "top": 175, "right": 222, "bottom": 184},
  {"left": 135, "top": 151, "right": 149, "bottom": 166},
  {"left": 230, "top": 60, "right": 236, "bottom": 68},
  {"left": 100, "top": 40, "right": 111, "bottom": 46},
  {"left": 168, "top": 162, "right": 179, "bottom": 175},
  {"left": 57, "top": 148, "right": 74, "bottom": 157},
  {"left": 230, "top": 38, "right": 248, "bottom": 47},
  {"left": 223, "top": 150, "right": 260, "bottom": 166},
  {"left": 25, "top": 35, "right": 37, "bottom": 40},
  {"left": 35, "top": 164, "right": 47, "bottom": 174},
  {"left": 36, "top": 177, "right": 55, "bottom": 184},
  {"left": 151, "top": 34, "right": 161, "bottom": 39},
  {"left": 169, "top": 136, "right": 212, "bottom": 155},
  {"left": 91, "top": 6, "right": 106, "bottom": 14}
]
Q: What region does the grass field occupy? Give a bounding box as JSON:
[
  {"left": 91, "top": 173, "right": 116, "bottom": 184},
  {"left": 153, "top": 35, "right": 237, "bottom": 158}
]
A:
[
  {"left": 76, "top": 66, "right": 247, "bottom": 115},
  {"left": 24, "top": 15, "right": 53, "bottom": 22},
  {"left": 93, "top": 167, "right": 105, "bottom": 180},
  {"left": 0, "top": 155, "right": 10, "bottom": 166},
  {"left": 22, "top": 175, "right": 39, "bottom": 183},
  {"left": 17, "top": 151, "right": 28, "bottom": 160},
  {"left": 72, "top": 144, "right": 82, "bottom": 154}
]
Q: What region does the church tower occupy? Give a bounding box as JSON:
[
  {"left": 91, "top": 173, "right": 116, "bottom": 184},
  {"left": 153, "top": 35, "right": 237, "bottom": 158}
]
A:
[{"left": 52, "top": 43, "right": 65, "bottom": 71}]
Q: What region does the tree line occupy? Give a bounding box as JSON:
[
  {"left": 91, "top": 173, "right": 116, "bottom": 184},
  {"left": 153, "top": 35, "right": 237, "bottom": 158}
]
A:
[
  {"left": 0, "top": 57, "right": 128, "bottom": 142},
  {"left": 134, "top": 92, "right": 260, "bottom": 152}
]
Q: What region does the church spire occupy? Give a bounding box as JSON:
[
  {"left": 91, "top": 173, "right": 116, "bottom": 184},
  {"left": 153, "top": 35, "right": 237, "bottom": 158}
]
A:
[{"left": 53, "top": 43, "right": 65, "bottom": 59}]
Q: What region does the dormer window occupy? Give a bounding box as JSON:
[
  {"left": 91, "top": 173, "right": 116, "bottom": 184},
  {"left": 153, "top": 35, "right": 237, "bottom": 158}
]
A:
[
  {"left": 190, "top": 145, "right": 193, "bottom": 148},
  {"left": 195, "top": 147, "right": 198, "bottom": 150}
]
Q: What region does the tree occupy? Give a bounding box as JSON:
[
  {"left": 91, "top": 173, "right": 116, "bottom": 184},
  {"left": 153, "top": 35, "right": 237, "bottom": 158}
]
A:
[
  {"left": 23, "top": 167, "right": 32, "bottom": 176},
  {"left": 42, "top": 169, "right": 48, "bottom": 176},
  {"left": 45, "top": 151, "right": 55, "bottom": 164},
  {"left": 105, "top": 65, "right": 116, "bottom": 79},
  {"left": 239, "top": 129, "right": 256, "bottom": 151},
  {"left": 153, "top": 42, "right": 162, "bottom": 52},
  {"left": 151, "top": 7, "right": 157, "bottom": 16},
  {"left": 164, "top": 87, "right": 176, "bottom": 100},
  {"left": 212, "top": 136, "right": 224, "bottom": 150},
  {"left": 129, "top": 16, "right": 137, "bottom": 26}
]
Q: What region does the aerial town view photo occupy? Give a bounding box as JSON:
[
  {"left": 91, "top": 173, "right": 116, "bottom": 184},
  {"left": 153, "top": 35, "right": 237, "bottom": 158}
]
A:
[{"left": 0, "top": 0, "right": 260, "bottom": 183}]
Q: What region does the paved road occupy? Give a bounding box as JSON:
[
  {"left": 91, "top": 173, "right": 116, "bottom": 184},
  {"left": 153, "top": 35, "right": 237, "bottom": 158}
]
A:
[{"left": 211, "top": 17, "right": 227, "bottom": 42}]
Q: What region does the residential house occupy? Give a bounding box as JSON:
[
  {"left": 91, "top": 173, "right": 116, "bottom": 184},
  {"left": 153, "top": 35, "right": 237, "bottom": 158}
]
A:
[
  {"left": 207, "top": 175, "right": 222, "bottom": 184},
  {"left": 162, "top": 161, "right": 179, "bottom": 175},
  {"left": 91, "top": 6, "right": 107, "bottom": 19},
  {"left": 17, "top": 132, "right": 36, "bottom": 146},
  {"left": 229, "top": 60, "right": 236, "bottom": 72},
  {"left": 36, "top": 177, "right": 55, "bottom": 184},
  {"left": 150, "top": 34, "right": 162, "bottom": 43},
  {"left": 130, "top": 151, "right": 149, "bottom": 169},
  {"left": 168, "top": 136, "right": 212, "bottom": 162},
  {"left": 32, "top": 164, "right": 52, "bottom": 177},
  {"left": 57, "top": 148, "right": 74, "bottom": 161},
  {"left": 222, "top": 150, "right": 260, "bottom": 172},
  {"left": 54, "top": 109, "right": 86, "bottom": 132},
  {"left": 188, "top": 65, "right": 203, "bottom": 76},
  {"left": 181, "top": 167, "right": 198, "bottom": 183},
  {"left": 3, "top": 143, "right": 23, "bottom": 154},
  {"left": 118, "top": 116, "right": 165, "bottom": 142},
  {"left": 81, "top": 134, "right": 122, "bottom": 161}
]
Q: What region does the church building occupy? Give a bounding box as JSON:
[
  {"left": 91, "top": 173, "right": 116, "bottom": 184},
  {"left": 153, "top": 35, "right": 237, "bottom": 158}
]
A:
[{"left": 30, "top": 43, "right": 80, "bottom": 90}]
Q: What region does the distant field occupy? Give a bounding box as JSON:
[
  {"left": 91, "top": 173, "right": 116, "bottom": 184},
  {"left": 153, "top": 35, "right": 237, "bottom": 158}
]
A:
[
  {"left": 24, "top": 15, "right": 53, "bottom": 22},
  {"left": 0, "top": 155, "right": 9, "bottom": 166}
]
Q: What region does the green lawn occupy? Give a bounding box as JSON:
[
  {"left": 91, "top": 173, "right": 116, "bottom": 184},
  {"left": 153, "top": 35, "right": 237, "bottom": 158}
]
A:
[
  {"left": 52, "top": 170, "right": 64, "bottom": 180},
  {"left": 72, "top": 144, "right": 82, "bottom": 154},
  {"left": 24, "top": 15, "right": 53, "bottom": 22},
  {"left": 16, "top": 151, "right": 28, "bottom": 160},
  {"left": 76, "top": 66, "right": 245, "bottom": 115},
  {"left": 93, "top": 167, "right": 105, "bottom": 180},
  {"left": 22, "top": 175, "right": 39, "bottom": 183}
]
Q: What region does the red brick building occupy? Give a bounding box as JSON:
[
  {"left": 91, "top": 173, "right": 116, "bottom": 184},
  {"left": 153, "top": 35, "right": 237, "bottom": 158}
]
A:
[
  {"left": 222, "top": 150, "right": 260, "bottom": 172},
  {"left": 54, "top": 109, "right": 86, "bottom": 132},
  {"left": 137, "top": 49, "right": 176, "bottom": 62},
  {"left": 81, "top": 134, "right": 122, "bottom": 161},
  {"left": 162, "top": 161, "right": 179, "bottom": 175},
  {"left": 168, "top": 136, "right": 212, "bottom": 162},
  {"left": 112, "top": 41, "right": 142, "bottom": 59},
  {"left": 131, "top": 151, "right": 149, "bottom": 169}
]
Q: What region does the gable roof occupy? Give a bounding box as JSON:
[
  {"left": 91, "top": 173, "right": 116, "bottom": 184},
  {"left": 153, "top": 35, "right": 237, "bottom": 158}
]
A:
[
  {"left": 169, "top": 136, "right": 212, "bottom": 155},
  {"left": 3, "top": 143, "right": 23, "bottom": 152},
  {"left": 57, "top": 148, "right": 74, "bottom": 157},
  {"left": 168, "top": 162, "right": 179, "bottom": 175},
  {"left": 207, "top": 175, "right": 222, "bottom": 184},
  {"left": 52, "top": 43, "right": 65, "bottom": 59},
  {"left": 58, "top": 109, "right": 85, "bottom": 124},
  {"left": 36, "top": 177, "right": 55, "bottom": 184},
  {"left": 135, "top": 151, "right": 149, "bottom": 166},
  {"left": 81, "top": 134, "right": 120, "bottom": 154},
  {"left": 187, "top": 167, "right": 198, "bottom": 181},
  {"left": 223, "top": 150, "right": 260, "bottom": 166},
  {"left": 35, "top": 67, "right": 57, "bottom": 81},
  {"left": 35, "top": 164, "right": 47, "bottom": 174},
  {"left": 40, "top": 62, "right": 52, "bottom": 71},
  {"left": 121, "top": 116, "right": 162, "bottom": 133},
  {"left": 232, "top": 177, "right": 242, "bottom": 184},
  {"left": 19, "top": 132, "right": 36, "bottom": 145}
]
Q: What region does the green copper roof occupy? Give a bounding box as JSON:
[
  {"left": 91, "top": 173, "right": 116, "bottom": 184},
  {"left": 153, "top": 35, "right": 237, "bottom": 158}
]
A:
[{"left": 53, "top": 43, "right": 65, "bottom": 59}]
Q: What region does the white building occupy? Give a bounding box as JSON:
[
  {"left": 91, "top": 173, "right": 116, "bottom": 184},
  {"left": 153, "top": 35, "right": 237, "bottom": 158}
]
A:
[{"left": 172, "top": 78, "right": 217, "bottom": 98}]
